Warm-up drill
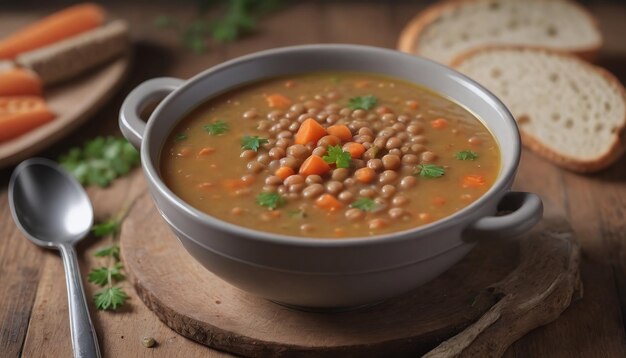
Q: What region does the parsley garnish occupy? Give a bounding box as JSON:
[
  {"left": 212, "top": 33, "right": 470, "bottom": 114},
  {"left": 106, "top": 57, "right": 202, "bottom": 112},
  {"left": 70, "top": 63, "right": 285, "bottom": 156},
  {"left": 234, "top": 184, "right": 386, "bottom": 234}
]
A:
[
  {"left": 348, "top": 95, "right": 377, "bottom": 110},
  {"left": 92, "top": 219, "right": 120, "bottom": 238},
  {"left": 416, "top": 164, "right": 445, "bottom": 178},
  {"left": 241, "top": 135, "right": 269, "bottom": 151},
  {"left": 94, "top": 245, "right": 120, "bottom": 261},
  {"left": 88, "top": 262, "right": 125, "bottom": 286},
  {"left": 455, "top": 150, "right": 479, "bottom": 161},
  {"left": 58, "top": 137, "right": 140, "bottom": 187},
  {"left": 350, "top": 197, "right": 378, "bottom": 212},
  {"left": 323, "top": 145, "right": 352, "bottom": 168},
  {"left": 204, "top": 120, "right": 229, "bottom": 135},
  {"left": 175, "top": 133, "right": 188, "bottom": 142},
  {"left": 94, "top": 287, "right": 129, "bottom": 311},
  {"left": 287, "top": 209, "right": 307, "bottom": 219},
  {"left": 256, "top": 192, "right": 286, "bottom": 210}
]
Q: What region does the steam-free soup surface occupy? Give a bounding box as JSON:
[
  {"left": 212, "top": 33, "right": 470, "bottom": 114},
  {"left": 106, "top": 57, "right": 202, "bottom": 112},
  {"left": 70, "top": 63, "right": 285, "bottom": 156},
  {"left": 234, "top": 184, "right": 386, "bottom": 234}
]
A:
[{"left": 161, "top": 72, "right": 500, "bottom": 238}]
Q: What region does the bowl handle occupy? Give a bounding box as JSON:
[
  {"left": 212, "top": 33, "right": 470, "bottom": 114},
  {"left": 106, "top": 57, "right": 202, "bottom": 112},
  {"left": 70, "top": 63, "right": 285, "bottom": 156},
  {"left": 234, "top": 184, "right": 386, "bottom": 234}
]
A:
[
  {"left": 463, "top": 192, "right": 543, "bottom": 241},
  {"left": 119, "top": 77, "right": 184, "bottom": 149}
]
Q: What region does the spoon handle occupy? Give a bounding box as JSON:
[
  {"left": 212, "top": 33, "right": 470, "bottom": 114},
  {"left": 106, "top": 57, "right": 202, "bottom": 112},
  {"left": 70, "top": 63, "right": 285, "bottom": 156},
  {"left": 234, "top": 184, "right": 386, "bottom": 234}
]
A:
[{"left": 60, "top": 244, "right": 101, "bottom": 358}]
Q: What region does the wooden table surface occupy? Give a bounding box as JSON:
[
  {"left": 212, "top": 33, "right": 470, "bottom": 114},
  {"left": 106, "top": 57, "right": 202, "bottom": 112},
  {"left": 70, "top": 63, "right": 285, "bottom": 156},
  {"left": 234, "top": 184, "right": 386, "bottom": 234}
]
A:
[{"left": 1, "top": 1, "right": 626, "bottom": 357}]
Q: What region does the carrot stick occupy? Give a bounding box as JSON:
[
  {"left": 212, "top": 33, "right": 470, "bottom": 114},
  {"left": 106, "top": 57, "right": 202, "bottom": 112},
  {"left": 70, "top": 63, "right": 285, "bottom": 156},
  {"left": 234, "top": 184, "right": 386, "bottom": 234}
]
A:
[
  {"left": 0, "top": 96, "right": 54, "bottom": 142},
  {"left": 0, "top": 68, "right": 42, "bottom": 96},
  {"left": 0, "top": 3, "right": 106, "bottom": 59},
  {"left": 295, "top": 118, "right": 327, "bottom": 145}
]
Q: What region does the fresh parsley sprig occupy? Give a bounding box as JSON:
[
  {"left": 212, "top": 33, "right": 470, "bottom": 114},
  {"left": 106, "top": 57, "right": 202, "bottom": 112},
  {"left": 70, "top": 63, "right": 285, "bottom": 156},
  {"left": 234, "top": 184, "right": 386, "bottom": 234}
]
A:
[
  {"left": 323, "top": 145, "right": 352, "bottom": 168},
  {"left": 455, "top": 150, "right": 479, "bottom": 161},
  {"left": 204, "top": 120, "right": 229, "bottom": 135},
  {"left": 350, "top": 197, "right": 377, "bottom": 212},
  {"left": 242, "top": 135, "right": 269, "bottom": 151},
  {"left": 256, "top": 192, "right": 286, "bottom": 210},
  {"left": 348, "top": 95, "right": 377, "bottom": 110},
  {"left": 416, "top": 164, "right": 445, "bottom": 178},
  {"left": 58, "top": 137, "right": 140, "bottom": 188}
]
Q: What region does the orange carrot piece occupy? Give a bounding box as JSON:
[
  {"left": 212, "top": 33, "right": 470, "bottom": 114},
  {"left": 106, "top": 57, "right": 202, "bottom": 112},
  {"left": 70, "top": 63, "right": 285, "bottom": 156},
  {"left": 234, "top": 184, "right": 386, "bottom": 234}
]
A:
[
  {"left": 406, "top": 100, "right": 419, "bottom": 110},
  {"left": 222, "top": 178, "right": 250, "bottom": 190},
  {"left": 0, "top": 68, "right": 42, "bottom": 96},
  {"left": 299, "top": 155, "right": 330, "bottom": 176},
  {"left": 344, "top": 142, "right": 366, "bottom": 159},
  {"left": 0, "top": 96, "right": 54, "bottom": 142},
  {"left": 294, "top": 118, "right": 327, "bottom": 145},
  {"left": 354, "top": 167, "right": 375, "bottom": 183},
  {"left": 275, "top": 166, "right": 295, "bottom": 180},
  {"left": 354, "top": 80, "right": 369, "bottom": 88},
  {"left": 326, "top": 125, "right": 352, "bottom": 142},
  {"left": 463, "top": 175, "right": 486, "bottom": 188},
  {"left": 431, "top": 118, "right": 449, "bottom": 129},
  {"left": 198, "top": 147, "right": 215, "bottom": 156},
  {"left": 431, "top": 196, "right": 446, "bottom": 206},
  {"left": 0, "top": 3, "right": 106, "bottom": 59},
  {"left": 266, "top": 93, "right": 292, "bottom": 109},
  {"left": 315, "top": 194, "right": 343, "bottom": 211}
]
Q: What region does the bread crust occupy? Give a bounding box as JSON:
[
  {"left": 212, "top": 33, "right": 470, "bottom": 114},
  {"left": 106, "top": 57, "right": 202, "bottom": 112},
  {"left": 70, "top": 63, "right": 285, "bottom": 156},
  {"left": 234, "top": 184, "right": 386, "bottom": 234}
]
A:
[
  {"left": 397, "top": 0, "right": 603, "bottom": 64},
  {"left": 450, "top": 46, "right": 626, "bottom": 173}
]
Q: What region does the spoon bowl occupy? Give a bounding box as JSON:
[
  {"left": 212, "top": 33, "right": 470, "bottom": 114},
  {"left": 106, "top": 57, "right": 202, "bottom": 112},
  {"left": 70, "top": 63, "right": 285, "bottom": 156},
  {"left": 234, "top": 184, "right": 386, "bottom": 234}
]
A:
[{"left": 9, "top": 158, "right": 101, "bottom": 358}]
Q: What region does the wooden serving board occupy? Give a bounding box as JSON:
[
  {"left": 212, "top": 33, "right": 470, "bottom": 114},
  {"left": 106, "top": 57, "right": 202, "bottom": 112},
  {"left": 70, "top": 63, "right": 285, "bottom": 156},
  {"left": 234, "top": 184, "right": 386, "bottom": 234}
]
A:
[
  {"left": 0, "top": 54, "right": 130, "bottom": 168},
  {"left": 121, "top": 191, "right": 582, "bottom": 357}
]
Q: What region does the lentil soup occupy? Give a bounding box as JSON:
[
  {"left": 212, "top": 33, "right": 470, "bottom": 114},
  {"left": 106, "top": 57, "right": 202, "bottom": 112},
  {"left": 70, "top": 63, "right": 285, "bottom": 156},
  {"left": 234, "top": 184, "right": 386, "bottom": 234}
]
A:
[{"left": 160, "top": 72, "right": 500, "bottom": 238}]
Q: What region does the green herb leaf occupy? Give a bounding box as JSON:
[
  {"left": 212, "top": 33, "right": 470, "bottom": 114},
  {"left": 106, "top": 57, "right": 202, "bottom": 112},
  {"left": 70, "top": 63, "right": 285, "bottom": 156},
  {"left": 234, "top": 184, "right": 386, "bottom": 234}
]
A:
[
  {"left": 92, "top": 219, "right": 120, "bottom": 238},
  {"left": 58, "top": 137, "right": 140, "bottom": 188},
  {"left": 88, "top": 263, "right": 124, "bottom": 286},
  {"left": 175, "top": 133, "right": 188, "bottom": 142},
  {"left": 204, "top": 120, "right": 229, "bottom": 135},
  {"left": 94, "top": 245, "right": 120, "bottom": 261},
  {"left": 416, "top": 164, "right": 445, "bottom": 178},
  {"left": 94, "top": 286, "right": 128, "bottom": 311},
  {"left": 350, "top": 197, "right": 378, "bottom": 212},
  {"left": 348, "top": 95, "right": 377, "bottom": 110},
  {"left": 323, "top": 145, "right": 352, "bottom": 168},
  {"left": 256, "top": 192, "right": 286, "bottom": 210},
  {"left": 455, "top": 150, "right": 479, "bottom": 161},
  {"left": 241, "top": 135, "right": 269, "bottom": 151},
  {"left": 287, "top": 209, "right": 307, "bottom": 219}
]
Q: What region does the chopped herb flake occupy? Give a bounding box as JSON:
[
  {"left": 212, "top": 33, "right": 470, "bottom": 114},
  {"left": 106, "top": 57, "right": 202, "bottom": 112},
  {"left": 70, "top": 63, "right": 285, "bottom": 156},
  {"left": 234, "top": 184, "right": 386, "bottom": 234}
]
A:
[
  {"left": 94, "top": 286, "right": 128, "bottom": 311},
  {"left": 204, "top": 120, "right": 229, "bottom": 135},
  {"left": 416, "top": 164, "right": 445, "bottom": 178},
  {"left": 241, "top": 135, "right": 269, "bottom": 151},
  {"left": 287, "top": 209, "right": 307, "bottom": 219},
  {"left": 256, "top": 192, "right": 286, "bottom": 210},
  {"left": 323, "top": 145, "right": 352, "bottom": 168},
  {"left": 348, "top": 95, "right": 377, "bottom": 110},
  {"left": 455, "top": 150, "right": 479, "bottom": 161},
  {"left": 175, "top": 133, "right": 188, "bottom": 142},
  {"left": 350, "top": 197, "right": 377, "bottom": 212}
]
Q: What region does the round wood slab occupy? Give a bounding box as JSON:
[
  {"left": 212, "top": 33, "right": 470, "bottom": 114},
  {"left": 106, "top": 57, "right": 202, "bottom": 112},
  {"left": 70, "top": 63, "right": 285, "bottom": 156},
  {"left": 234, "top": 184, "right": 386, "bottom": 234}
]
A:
[{"left": 121, "top": 192, "right": 581, "bottom": 357}]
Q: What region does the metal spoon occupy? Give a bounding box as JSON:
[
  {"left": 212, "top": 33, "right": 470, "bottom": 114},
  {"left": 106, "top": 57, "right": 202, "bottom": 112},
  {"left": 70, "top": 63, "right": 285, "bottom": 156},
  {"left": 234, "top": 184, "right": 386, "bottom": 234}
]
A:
[{"left": 9, "top": 158, "right": 101, "bottom": 358}]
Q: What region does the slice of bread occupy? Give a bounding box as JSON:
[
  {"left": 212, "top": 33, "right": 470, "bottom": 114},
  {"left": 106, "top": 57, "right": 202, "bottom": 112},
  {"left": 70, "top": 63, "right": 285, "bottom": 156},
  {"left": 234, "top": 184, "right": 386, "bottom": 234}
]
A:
[
  {"left": 398, "top": 0, "right": 602, "bottom": 65},
  {"left": 452, "top": 47, "right": 626, "bottom": 173}
]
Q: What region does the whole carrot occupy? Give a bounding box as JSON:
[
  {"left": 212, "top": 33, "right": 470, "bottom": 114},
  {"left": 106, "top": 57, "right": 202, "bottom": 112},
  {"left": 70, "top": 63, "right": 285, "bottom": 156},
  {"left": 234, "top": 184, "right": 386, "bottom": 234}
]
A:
[
  {"left": 0, "top": 96, "right": 55, "bottom": 142},
  {"left": 0, "top": 3, "right": 106, "bottom": 59},
  {"left": 0, "top": 68, "right": 43, "bottom": 96}
]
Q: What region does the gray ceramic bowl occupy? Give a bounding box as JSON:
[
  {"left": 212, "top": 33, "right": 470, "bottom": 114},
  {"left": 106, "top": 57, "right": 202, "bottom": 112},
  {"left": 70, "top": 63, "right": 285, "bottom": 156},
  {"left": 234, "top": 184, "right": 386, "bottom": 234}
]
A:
[{"left": 119, "top": 44, "right": 542, "bottom": 309}]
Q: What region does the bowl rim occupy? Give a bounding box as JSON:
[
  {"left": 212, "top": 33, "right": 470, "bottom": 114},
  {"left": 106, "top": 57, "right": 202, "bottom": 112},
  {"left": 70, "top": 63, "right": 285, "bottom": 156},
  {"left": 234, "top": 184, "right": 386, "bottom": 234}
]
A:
[{"left": 141, "top": 44, "right": 520, "bottom": 247}]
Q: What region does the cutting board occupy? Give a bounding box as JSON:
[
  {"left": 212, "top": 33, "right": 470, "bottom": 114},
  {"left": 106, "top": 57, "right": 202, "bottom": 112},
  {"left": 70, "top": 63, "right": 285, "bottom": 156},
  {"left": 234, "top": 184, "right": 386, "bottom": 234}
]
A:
[{"left": 120, "top": 191, "right": 582, "bottom": 357}]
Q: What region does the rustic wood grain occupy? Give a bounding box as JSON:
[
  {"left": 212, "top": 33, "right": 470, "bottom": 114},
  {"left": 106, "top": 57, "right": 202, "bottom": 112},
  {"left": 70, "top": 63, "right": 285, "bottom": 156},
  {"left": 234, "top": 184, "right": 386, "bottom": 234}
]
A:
[
  {"left": 120, "top": 186, "right": 580, "bottom": 357},
  {"left": 0, "top": 1, "right": 624, "bottom": 357}
]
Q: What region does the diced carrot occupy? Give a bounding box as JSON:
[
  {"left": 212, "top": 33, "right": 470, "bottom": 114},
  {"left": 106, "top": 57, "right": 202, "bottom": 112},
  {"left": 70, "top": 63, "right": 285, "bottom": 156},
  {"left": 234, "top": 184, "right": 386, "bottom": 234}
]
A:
[
  {"left": 354, "top": 167, "right": 375, "bottom": 183},
  {"left": 299, "top": 155, "right": 330, "bottom": 176},
  {"left": 0, "top": 3, "right": 106, "bottom": 59},
  {"left": 275, "top": 166, "right": 295, "bottom": 180},
  {"left": 294, "top": 118, "right": 327, "bottom": 145},
  {"left": 463, "top": 175, "right": 486, "bottom": 188},
  {"left": 326, "top": 125, "right": 352, "bottom": 142},
  {"left": 431, "top": 196, "right": 446, "bottom": 206},
  {"left": 431, "top": 118, "right": 449, "bottom": 129},
  {"left": 0, "top": 96, "right": 54, "bottom": 142},
  {"left": 266, "top": 93, "right": 292, "bottom": 109},
  {"left": 315, "top": 194, "right": 343, "bottom": 211},
  {"left": 222, "top": 178, "right": 248, "bottom": 190},
  {"left": 344, "top": 142, "right": 366, "bottom": 159},
  {"left": 0, "top": 68, "right": 43, "bottom": 96},
  {"left": 198, "top": 147, "right": 215, "bottom": 156},
  {"left": 354, "top": 80, "right": 369, "bottom": 88},
  {"left": 317, "top": 135, "right": 340, "bottom": 147},
  {"left": 406, "top": 100, "right": 419, "bottom": 110}
]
